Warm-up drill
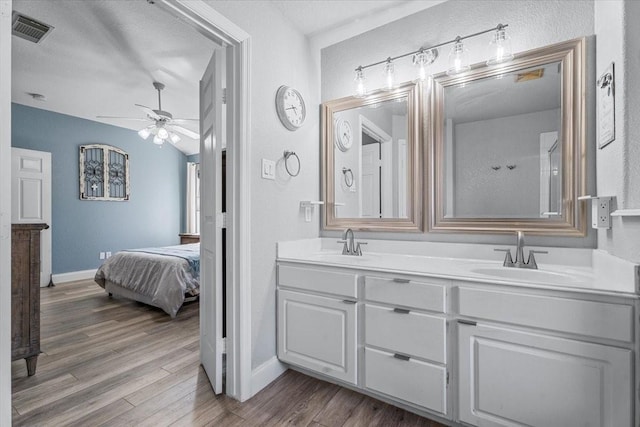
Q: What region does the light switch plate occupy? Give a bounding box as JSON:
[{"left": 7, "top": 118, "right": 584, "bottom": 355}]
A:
[
  {"left": 261, "top": 159, "right": 275, "bottom": 180},
  {"left": 100, "top": 252, "right": 105, "bottom": 260}
]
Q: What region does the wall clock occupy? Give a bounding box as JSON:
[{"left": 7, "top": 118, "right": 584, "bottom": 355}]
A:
[
  {"left": 275, "top": 85, "right": 306, "bottom": 131},
  {"left": 335, "top": 118, "right": 353, "bottom": 152}
]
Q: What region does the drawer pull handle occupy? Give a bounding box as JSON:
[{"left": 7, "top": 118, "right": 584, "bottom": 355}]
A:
[
  {"left": 458, "top": 319, "right": 477, "bottom": 326},
  {"left": 393, "top": 308, "right": 410, "bottom": 314},
  {"left": 393, "top": 353, "right": 410, "bottom": 361},
  {"left": 342, "top": 300, "right": 357, "bottom": 304},
  {"left": 392, "top": 278, "right": 410, "bottom": 283}
]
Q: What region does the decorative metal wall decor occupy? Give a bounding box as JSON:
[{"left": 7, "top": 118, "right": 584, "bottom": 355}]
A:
[{"left": 79, "top": 144, "right": 130, "bottom": 201}]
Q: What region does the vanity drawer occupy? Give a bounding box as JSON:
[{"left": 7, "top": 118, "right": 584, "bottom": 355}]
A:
[
  {"left": 278, "top": 264, "right": 357, "bottom": 298},
  {"left": 364, "top": 276, "right": 446, "bottom": 313},
  {"left": 364, "top": 347, "right": 446, "bottom": 414},
  {"left": 458, "top": 287, "right": 634, "bottom": 342},
  {"left": 365, "top": 304, "right": 446, "bottom": 363}
]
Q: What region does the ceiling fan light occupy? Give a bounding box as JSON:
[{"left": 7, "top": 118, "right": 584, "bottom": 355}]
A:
[
  {"left": 169, "top": 133, "right": 181, "bottom": 144},
  {"left": 153, "top": 135, "right": 164, "bottom": 145},
  {"left": 157, "top": 127, "right": 169, "bottom": 140},
  {"left": 138, "top": 128, "right": 151, "bottom": 140}
]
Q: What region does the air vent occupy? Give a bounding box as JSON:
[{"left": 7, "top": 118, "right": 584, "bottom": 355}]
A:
[{"left": 12, "top": 12, "right": 54, "bottom": 44}]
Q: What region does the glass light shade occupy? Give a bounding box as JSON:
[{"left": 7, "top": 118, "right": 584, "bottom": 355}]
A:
[
  {"left": 446, "top": 40, "right": 470, "bottom": 76},
  {"left": 138, "top": 128, "right": 151, "bottom": 140},
  {"left": 383, "top": 60, "right": 396, "bottom": 91},
  {"left": 353, "top": 68, "right": 367, "bottom": 98},
  {"left": 157, "top": 127, "right": 169, "bottom": 140},
  {"left": 487, "top": 27, "right": 514, "bottom": 65},
  {"left": 413, "top": 49, "right": 436, "bottom": 83},
  {"left": 169, "top": 133, "right": 181, "bottom": 144},
  {"left": 153, "top": 135, "right": 164, "bottom": 145}
]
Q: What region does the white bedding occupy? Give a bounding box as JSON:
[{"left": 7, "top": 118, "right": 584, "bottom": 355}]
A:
[{"left": 94, "top": 244, "right": 199, "bottom": 317}]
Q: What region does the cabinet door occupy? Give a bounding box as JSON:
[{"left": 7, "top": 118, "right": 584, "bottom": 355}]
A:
[
  {"left": 277, "top": 289, "right": 357, "bottom": 384},
  {"left": 458, "top": 324, "right": 632, "bottom": 427}
]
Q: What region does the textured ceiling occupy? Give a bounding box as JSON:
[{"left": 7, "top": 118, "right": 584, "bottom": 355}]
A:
[
  {"left": 269, "top": 0, "right": 410, "bottom": 37},
  {"left": 11, "top": 0, "right": 216, "bottom": 156}
]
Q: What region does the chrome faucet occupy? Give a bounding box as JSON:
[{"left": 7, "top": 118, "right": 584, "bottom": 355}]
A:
[
  {"left": 494, "top": 231, "right": 547, "bottom": 269},
  {"left": 338, "top": 228, "right": 366, "bottom": 256}
]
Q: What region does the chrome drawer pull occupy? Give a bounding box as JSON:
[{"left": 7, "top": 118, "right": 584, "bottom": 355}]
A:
[
  {"left": 393, "top": 353, "right": 410, "bottom": 361},
  {"left": 458, "top": 319, "right": 477, "bottom": 326},
  {"left": 393, "top": 308, "right": 410, "bottom": 314},
  {"left": 392, "top": 278, "right": 410, "bottom": 283},
  {"left": 342, "top": 300, "right": 357, "bottom": 304}
]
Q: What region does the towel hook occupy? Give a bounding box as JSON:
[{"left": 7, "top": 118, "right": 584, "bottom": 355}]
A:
[
  {"left": 283, "top": 150, "right": 300, "bottom": 177},
  {"left": 342, "top": 167, "right": 354, "bottom": 188}
]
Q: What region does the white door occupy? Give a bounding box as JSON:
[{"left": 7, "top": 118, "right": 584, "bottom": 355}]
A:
[
  {"left": 199, "top": 48, "right": 225, "bottom": 394},
  {"left": 458, "top": 323, "right": 632, "bottom": 426},
  {"left": 11, "top": 148, "right": 52, "bottom": 287},
  {"left": 361, "top": 143, "right": 381, "bottom": 218}
]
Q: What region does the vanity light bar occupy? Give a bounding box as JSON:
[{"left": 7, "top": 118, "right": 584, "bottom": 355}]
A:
[{"left": 354, "top": 24, "right": 512, "bottom": 96}]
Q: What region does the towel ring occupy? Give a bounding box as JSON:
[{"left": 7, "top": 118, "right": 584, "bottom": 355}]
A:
[
  {"left": 283, "top": 150, "right": 300, "bottom": 177},
  {"left": 342, "top": 167, "right": 354, "bottom": 188}
]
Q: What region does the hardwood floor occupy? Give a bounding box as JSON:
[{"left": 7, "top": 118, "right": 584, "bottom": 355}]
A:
[{"left": 12, "top": 280, "right": 446, "bottom": 426}]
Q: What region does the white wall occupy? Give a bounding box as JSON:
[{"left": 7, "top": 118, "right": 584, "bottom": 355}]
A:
[
  {"left": 595, "top": 0, "right": 640, "bottom": 262},
  {"left": 453, "top": 109, "right": 560, "bottom": 218},
  {"left": 321, "top": 0, "right": 597, "bottom": 248},
  {"left": 204, "top": 1, "right": 319, "bottom": 371}
]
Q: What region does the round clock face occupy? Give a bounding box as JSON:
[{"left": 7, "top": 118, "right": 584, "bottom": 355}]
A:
[
  {"left": 335, "top": 118, "right": 353, "bottom": 152},
  {"left": 276, "top": 86, "right": 306, "bottom": 131}
]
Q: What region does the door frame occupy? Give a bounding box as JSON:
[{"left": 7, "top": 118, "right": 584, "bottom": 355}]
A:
[
  {"left": 157, "top": 0, "right": 253, "bottom": 401},
  {"left": 0, "top": 1, "right": 13, "bottom": 424}
]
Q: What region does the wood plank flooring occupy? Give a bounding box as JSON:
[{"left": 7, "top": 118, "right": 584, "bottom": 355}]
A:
[{"left": 12, "top": 280, "right": 446, "bottom": 426}]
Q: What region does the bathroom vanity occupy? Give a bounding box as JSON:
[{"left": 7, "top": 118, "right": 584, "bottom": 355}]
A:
[{"left": 276, "top": 238, "right": 639, "bottom": 427}]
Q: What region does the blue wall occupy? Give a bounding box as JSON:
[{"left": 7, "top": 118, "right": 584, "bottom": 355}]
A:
[{"left": 12, "top": 103, "right": 187, "bottom": 274}]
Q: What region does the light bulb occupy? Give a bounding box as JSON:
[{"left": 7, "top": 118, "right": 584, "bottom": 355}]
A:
[
  {"left": 487, "top": 25, "right": 513, "bottom": 66},
  {"left": 157, "top": 127, "right": 169, "bottom": 140},
  {"left": 353, "top": 67, "right": 367, "bottom": 98},
  {"left": 446, "top": 38, "right": 470, "bottom": 76},
  {"left": 138, "top": 128, "right": 151, "bottom": 139},
  {"left": 153, "top": 135, "right": 163, "bottom": 145},
  {"left": 169, "top": 133, "right": 181, "bottom": 144},
  {"left": 383, "top": 59, "right": 395, "bottom": 91},
  {"left": 413, "top": 48, "right": 437, "bottom": 83}
]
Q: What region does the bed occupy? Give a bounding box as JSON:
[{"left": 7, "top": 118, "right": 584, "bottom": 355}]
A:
[{"left": 94, "top": 243, "right": 200, "bottom": 317}]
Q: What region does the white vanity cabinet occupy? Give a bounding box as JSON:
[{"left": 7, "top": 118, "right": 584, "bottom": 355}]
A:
[
  {"left": 277, "top": 264, "right": 358, "bottom": 385},
  {"left": 362, "top": 275, "right": 449, "bottom": 415},
  {"left": 456, "top": 285, "right": 634, "bottom": 427}
]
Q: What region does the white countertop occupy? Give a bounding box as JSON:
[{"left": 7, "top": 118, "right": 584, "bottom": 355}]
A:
[{"left": 277, "top": 238, "right": 639, "bottom": 297}]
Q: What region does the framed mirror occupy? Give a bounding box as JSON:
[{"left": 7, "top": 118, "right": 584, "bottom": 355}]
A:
[
  {"left": 322, "top": 82, "right": 423, "bottom": 231},
  {"left": 428, "top": 38, "right": 586, "bottom": 235}
]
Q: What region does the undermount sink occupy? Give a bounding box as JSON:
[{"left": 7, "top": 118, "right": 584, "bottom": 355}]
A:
[{"left": 470, "top": 266, "right": 583, "bottom": 284}]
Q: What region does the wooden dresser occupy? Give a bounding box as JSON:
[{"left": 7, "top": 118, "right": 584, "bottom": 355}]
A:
[
  {"left": 179, "top": 233, "right": 200, "bottom": 244},
  {"left": 12, "top": 223, "right": 48, "bottom": 376}
]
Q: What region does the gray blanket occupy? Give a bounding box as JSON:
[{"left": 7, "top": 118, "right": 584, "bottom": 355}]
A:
[{"left": 94, "top": 243, "right": 200, "bottom": 317}]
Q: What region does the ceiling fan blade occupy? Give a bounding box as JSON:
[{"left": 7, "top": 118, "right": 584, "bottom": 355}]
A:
[
  {"left": 135, "top": 104, "right": 161, "bottom": 120},
  {"left": 96, "top": 115, "right": 149, "bottom": 121},
  {"left": 169, "top": 125, "right": 199, "bottom": 139},
  {"left": 171, "top": 118, "right": 199, "bottom": 123}
]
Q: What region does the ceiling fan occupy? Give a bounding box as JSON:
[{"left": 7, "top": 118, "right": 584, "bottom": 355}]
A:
[{"left": 97, "top": 81, "right": 199, "bottom": 145}]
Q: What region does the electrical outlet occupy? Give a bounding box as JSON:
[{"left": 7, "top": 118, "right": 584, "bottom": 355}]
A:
[
  {"left": 99, "top": 252, "right": 106, "bottom": 260},
  {"left": 106, "top": 251, "right": 112, "bottom": 258},
  {"left": 261, "top": 159, "right": 275, "bottom": 180},
  {"left": 597, "top": 198, "right": 611, "bottom": 228}
]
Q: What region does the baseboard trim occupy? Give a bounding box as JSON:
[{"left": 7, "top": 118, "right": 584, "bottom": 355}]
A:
[
  {"left": 51, "top": 269, "right": 97, "bottom": 284},
  {"left": 250, "top": 356, "right": 288, "bottom": 397}
]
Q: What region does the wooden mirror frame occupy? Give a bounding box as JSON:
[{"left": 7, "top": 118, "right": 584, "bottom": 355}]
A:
[
  {"left": 322, "top": 82, "right": 424, "bottom": 231},
  {"left": 428, "top": 38, "right": 587, "bottom": 235}
]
